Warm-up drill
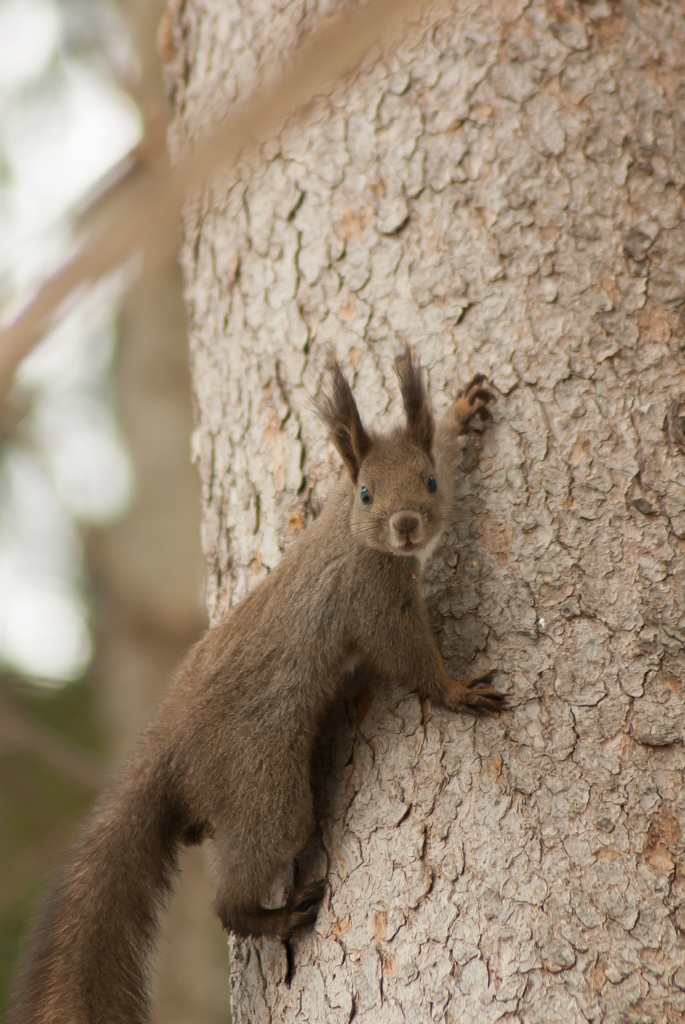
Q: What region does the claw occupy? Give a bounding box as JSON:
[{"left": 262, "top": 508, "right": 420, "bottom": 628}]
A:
[
  {"left": 468, "top": 387, "right": 495, "bottom": 404},
  {"left": 467, "top": 671, "right": 494, "bottom": 688},
  {"left": 461, "top": 671, "right": 505, "bottom": 714},
  {"left": 458, "top": 372, "right": 488, "bottom": 395}
]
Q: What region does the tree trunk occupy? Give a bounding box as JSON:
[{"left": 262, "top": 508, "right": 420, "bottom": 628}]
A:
[{"left": 171, "top": 0, "right": 685, "bottom": 1020}]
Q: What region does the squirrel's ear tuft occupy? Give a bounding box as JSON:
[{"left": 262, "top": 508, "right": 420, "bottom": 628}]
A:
[
  {"left": 394, "top": 345, "right": 434, "bottom": 456},
  {"left": 316, "top": 360, "right": 371, "bottom": 482}
]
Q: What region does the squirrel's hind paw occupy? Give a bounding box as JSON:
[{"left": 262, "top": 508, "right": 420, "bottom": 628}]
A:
[
  {"left": 288, "top": 878, "right": 327, "bottom": 913},
  {"left": 285, "top": 878, "right": 327, "bottom": 934},
  {"left": 455, "top": 671, "right": 505, "bottom": 715}
]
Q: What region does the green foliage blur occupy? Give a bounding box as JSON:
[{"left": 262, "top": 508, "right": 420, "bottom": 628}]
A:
[{"left": 0, "top": 675, "right": 105, "bottom": 1015}]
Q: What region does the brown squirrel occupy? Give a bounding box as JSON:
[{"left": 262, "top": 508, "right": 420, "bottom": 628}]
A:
[{"left": 11, "top": 347, "right": 502, "bottom": 1024}]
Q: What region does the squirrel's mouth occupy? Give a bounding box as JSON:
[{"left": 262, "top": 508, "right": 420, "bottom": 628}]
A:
[{"left": 389, "top": 539, "right": 420, "bottom": 555}]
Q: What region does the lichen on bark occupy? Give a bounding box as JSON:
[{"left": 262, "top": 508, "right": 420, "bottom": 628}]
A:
[{"left": 171, "top": 0, "right": 685, "bottom": 1020}]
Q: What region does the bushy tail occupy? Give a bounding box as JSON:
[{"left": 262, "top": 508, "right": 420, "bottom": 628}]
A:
[{"left": 10, "top": 749, "right": 191, "bottom": 1024}]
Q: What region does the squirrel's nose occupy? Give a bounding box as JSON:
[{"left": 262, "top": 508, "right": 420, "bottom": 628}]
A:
[{"left": 390, "top": 511, "right": 421, "bottom": 540}]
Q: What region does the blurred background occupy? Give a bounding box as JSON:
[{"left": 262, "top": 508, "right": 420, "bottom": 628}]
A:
[{"left": 0, "top": 1, "right": 230, "bottom": 1020}]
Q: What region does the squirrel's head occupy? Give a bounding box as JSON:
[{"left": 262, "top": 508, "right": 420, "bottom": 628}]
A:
[{"left": 316, "top": 347, "right": 450, "bottom": 563}]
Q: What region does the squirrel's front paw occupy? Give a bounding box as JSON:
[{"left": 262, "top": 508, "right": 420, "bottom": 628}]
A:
[
  {"left": 453, "top": 374, "right": 496, "bottom": 432},
  {"left": 447, "top": 671, "right": 505, "bottom": 715}
]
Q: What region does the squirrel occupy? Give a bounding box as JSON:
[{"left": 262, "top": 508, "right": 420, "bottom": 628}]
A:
[{"left": 11, "top": 347, "right": 503, "bottom": 1024}]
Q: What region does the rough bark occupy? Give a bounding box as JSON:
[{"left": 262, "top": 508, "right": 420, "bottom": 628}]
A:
[{"left": 172, "top": 0, "right": 685, "bottom": 1020}]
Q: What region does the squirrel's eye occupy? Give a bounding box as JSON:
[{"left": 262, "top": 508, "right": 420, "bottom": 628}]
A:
[
  {"left": 360, "top": 486, "right": 373, "bottom": 505},
  {"left": 427, "top": 476, "right": 437, "bottom": 493}
]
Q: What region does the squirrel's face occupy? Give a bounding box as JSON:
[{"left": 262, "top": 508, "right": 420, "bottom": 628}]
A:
[{"left": 349, "top": 436, "right": 449, "bottom": 559}]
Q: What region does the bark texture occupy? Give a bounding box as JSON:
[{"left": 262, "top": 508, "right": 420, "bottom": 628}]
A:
[{"left": 172, "top": 0, "right": 685, "bottom": 1020}]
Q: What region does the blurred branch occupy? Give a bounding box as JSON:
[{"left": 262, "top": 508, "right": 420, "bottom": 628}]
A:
[
  {"left": 73, "top": 114, "right": 171, "bottom": 233},
  {"left": 0, "top": 0, "right": 431, "bottom": 401},
  {"left": 0, "top": 693, "right": 105, "bottom": 791}
]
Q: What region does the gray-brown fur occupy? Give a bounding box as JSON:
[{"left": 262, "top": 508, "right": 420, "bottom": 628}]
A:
[
  {"left": 315, "top": 359, "right": 372, "bottom": 480},
  {"left": 10, "top": 348, "right": 501, "bottom": 1024}
]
